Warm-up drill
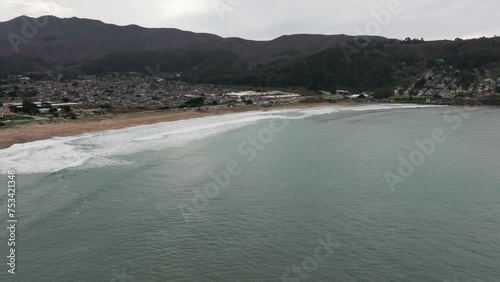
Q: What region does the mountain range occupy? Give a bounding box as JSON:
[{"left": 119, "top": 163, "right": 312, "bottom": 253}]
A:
[
  {"left": 0, "top": 16, "right": 383, "bottom": 65},
  {"left": 1, "top": 16, "right": 499, "bottom": 91}
]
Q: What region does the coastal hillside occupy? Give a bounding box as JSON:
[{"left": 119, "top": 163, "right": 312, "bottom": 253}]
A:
[
  {"left": 0, "top": 16, "right": 379, "bottom": 67},
  {"left": 0, "top": 16, "right": 499, "bottom": 94},
  {"left": 183, "top": 37, "right": 500, "bottom": 91}
]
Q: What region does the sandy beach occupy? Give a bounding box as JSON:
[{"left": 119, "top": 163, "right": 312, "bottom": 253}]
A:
[{"left": 0, "top": 103, "right": 332, "bottom": 149}]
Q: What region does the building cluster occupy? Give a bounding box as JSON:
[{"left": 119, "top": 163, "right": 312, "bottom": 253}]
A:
[
  {"left": 397, "top": 67, "right": 500, "bottom": 99},
  {"left": 318, "top": 90, "right": 373, "bottom": 101},
  {"left": 224, "top": 91, "right": 302, "bottom": 104},
  {"left": 0, "top": 73, "right": 304, "bottom": 118},
  {"left": 2, "top": 74, "right": 239, "bottom": 109}
]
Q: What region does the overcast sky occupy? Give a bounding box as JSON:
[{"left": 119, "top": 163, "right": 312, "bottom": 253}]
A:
[{"left": 0, "top": 0, "right": 498, "bottom": 41}]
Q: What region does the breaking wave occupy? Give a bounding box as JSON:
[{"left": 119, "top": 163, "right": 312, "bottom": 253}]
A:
[{"left": 0, "top": 104, "right": 441, "bottom": 174}]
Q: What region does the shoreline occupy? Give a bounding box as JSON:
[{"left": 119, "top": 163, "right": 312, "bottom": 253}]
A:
[{"left": 0, "top": 103, "right": 334, "bottom": 149}]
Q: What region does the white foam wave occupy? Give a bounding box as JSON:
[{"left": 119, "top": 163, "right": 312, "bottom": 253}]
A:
[{"left": 0, "top": 104, "right": 443, "bottom": 174}]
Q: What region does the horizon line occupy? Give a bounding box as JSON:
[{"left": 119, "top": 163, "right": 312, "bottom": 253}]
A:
[{"left": 1, "top": 14, "right": 496, "bottom": 43}]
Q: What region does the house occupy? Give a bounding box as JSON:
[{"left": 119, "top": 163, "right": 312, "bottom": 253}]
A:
[
  {"left": 484, "top": 79, "right": 494, "bottom": 91},
  {"left": 336, "top": 90, "right": 350, "bottom": 96},
  {"left": 0, "top": 105, "right": 16, "bottom": 117},
  {"left": 424, "top": 90, "right": 434, "bottom": 97}
]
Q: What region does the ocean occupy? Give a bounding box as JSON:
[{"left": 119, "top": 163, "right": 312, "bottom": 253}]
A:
[{"left": 0, "top": 104, "right": 499, "bottom": 281}]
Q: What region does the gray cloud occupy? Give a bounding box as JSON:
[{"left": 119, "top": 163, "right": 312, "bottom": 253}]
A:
[{"left": 0, "top": 0, "right": 498, "bottom": 40}]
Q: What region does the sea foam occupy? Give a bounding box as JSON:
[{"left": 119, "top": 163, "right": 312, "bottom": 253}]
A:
[{"left": 0, "top": 104, "right": 441, "bottom": 174}]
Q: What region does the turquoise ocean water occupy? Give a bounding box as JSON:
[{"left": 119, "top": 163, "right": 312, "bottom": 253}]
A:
[{"left": 0, "top": 105, "right": 499, "bottom": 281}]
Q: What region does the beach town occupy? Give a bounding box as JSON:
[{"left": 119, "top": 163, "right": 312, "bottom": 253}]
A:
[
  {"left": 0, "top": 68, "right": 499, "bottom": 149},
  {"left": 1, "top": 69, "right": 499, "bottom": 121}
]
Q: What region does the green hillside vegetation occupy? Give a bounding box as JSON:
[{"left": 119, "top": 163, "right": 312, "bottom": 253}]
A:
[
  {"left": 1, "top": 34, "right": 499, "bottom": 92},
  {"left": 79, "top": 49, "right": 243, "bottom": 76},
  {"left": 0, "top": 54, "right": 51, "bottom": 73},
  {"left": 184, "top": 37, "right": 500, "bottom": 91}
]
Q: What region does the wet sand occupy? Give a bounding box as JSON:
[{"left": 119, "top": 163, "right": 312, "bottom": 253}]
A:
[{"left": 0, "top": 103, "right": 332, "bottom": 149}]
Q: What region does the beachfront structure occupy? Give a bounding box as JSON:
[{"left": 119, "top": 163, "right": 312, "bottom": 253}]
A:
[
  {"left": 0, "top": 105, "right": 16, "bottom": 117},
  {"left": 336, "top": 90, "right": 350, "bottom": 95},
  {"left": 7, "top": 102, "right": 82, "bottom": 109},
  {"left": 226, "top": 91, "right": 301, "bottom": 100}
]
